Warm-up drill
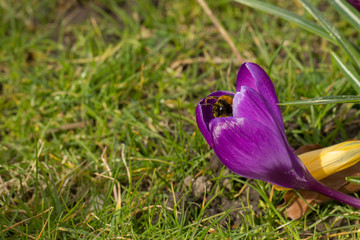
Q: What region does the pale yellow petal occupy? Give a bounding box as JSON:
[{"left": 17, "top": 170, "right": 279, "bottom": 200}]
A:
[
  {"left": 299, "top": 140, "right": 360, "bottom": 180},
  {"left": 274, "top": 140, "right": 360, "bottom": 191}
]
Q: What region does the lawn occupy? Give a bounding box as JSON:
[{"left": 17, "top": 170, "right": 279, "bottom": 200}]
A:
[{"left": 1, "top": 0, "right": 360, "bottom": 239}]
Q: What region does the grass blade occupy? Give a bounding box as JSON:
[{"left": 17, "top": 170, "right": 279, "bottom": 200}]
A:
[
  {"left": 279, "top": 95, "right": 360, "bottom": 106},
  {"left": 233, "top": 0, "right": 336, "bottom": 44},
  {"left": 328, "top": 0, "right": 360, "bottom": 32},
  {"left": 346, "top": 176, "right": 360, "bottom": 185},
  {"left": 298, "top": 0, "right": 360, "bottom": 69},
  {"left": 331, "top": 51, "right": 360, "bottom": 93}
]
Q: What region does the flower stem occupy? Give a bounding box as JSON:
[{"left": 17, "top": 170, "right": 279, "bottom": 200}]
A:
[{"left": 309, "top": 181, "right": 360, "bottom": 209}]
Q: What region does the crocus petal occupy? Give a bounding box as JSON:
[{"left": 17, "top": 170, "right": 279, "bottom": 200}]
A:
[
  {"left": 299, "top": 140, "right": 360, "bottom": 181},
  {"left": 196, "top": 90, "right": 234, "bottom": 148},
  {"left": 209, "top": 117, "right": 311, "bottom": 189},
  {"left": 196, "top": 104, "right": 214, "bottom": 147},
  {"left": 236, "top": 63, "right": 284, "bottom": 128},
  {"left": 232, "top": 86, "right": 284, "bottom": 140},
  {"left": 347, "top": 0, "right": 360, "bottom": 12}
]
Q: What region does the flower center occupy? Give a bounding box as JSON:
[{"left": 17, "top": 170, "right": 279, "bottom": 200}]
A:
[{"left": 205, "top": 95, "right": 234, "bottom": 118}]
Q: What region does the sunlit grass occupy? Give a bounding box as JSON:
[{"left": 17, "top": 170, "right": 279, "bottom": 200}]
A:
[{"left": 1, "top": 0, "right": 360, "bottom": 239}]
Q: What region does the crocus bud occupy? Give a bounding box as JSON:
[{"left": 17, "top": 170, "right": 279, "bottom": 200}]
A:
[{"left": 299, "top": 140, "right": 360, "bottom": 180}]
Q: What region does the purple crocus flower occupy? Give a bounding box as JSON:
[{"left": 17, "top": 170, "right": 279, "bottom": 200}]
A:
[
  {"left": 196, "top": 62, "right": 360, "bottom": 208},
  {"left": 347, "top": 0, "right": 360, "bottom": 12}
]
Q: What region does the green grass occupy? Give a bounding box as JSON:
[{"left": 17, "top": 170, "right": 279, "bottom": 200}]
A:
[{"left": 1, "top": 0, "right": 360, "bottom": 239}]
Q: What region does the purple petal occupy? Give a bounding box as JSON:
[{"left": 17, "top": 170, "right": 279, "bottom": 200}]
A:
[
  {"left": 209, "top": 117, "right": 311, "bottom": 189},
  {"left": 347, "top": 0, "right": 360, "bottom": 12},
  {"left": 196, "top": 104, "right": 213, "bottom": 148},
  {"left": 236, "top": 62, "right": 283, "bottom": 128},
  {"left": 232, "top": 87, "right": 284, "bottom": 140},
  {"left": 196, "top": 91, "right": 234, "bottom": 148}
]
